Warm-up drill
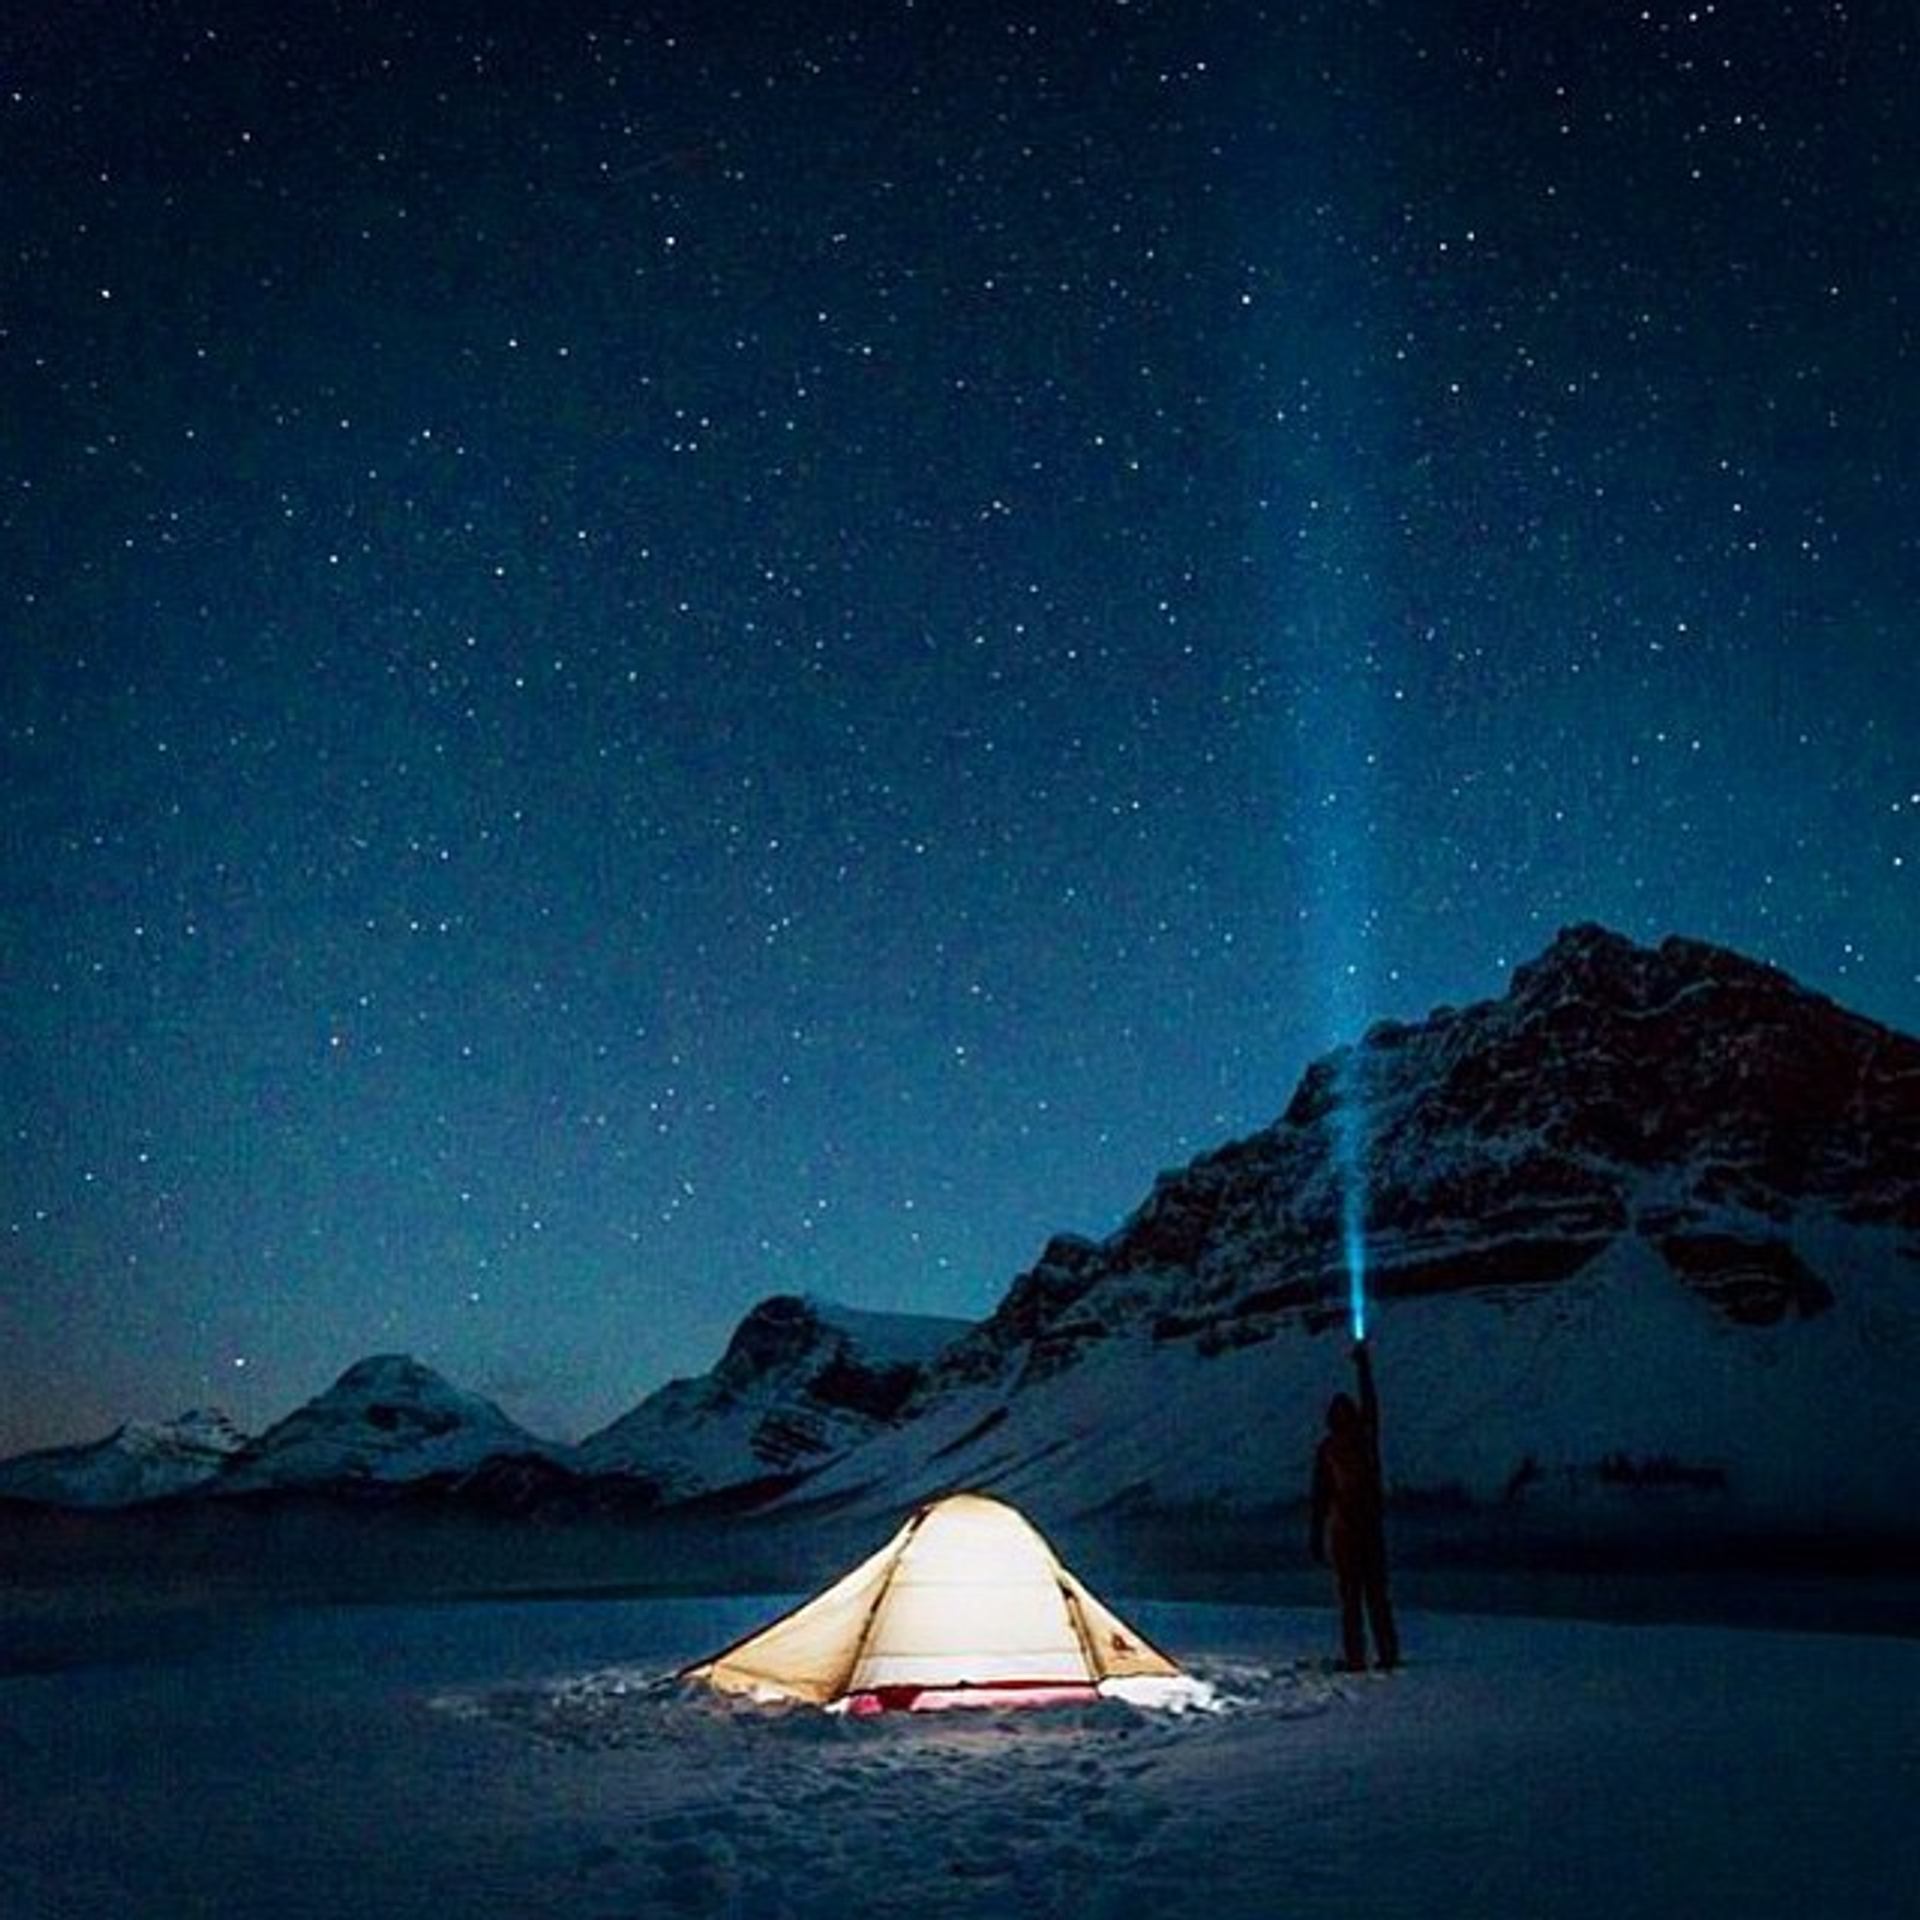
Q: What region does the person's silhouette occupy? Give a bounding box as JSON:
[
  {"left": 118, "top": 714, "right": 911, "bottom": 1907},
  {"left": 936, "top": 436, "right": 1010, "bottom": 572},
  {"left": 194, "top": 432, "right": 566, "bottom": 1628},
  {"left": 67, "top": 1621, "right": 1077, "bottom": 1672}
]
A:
[{"left": 1309, "top": 1338, "right": 1400, "bottom": 1672}]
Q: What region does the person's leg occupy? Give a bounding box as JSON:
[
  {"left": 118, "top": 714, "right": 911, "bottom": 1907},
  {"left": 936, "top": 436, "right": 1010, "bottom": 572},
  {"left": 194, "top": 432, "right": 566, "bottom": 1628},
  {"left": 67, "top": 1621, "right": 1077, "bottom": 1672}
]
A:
[
  {"left": 1363, "top": 1537, "right": 1400, "bottom": 1669},
  {"left": 1331, "top": 1534, "right": 1367, "bottom": 1671}
]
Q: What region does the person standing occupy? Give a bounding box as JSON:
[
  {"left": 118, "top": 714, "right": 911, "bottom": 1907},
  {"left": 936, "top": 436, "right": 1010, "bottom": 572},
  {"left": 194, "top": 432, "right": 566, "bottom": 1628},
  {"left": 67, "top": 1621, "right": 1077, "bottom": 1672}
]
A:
[{"left": 1310, "top": 1337, "right": 1400, "bottom": 1672}]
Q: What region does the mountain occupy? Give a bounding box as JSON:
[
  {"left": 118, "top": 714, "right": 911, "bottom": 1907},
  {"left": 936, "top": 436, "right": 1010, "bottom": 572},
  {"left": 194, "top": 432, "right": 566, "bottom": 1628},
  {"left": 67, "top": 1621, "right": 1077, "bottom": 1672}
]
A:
[
  {"left": 0, "top": 1409, "right": 249, "bottom": 1509},
  {"left": 576, "top": 1295, "right": 974, "bottom": 1504},
  {"left": 6, "top": 925, "right": 1914, "bottom": 1540},
  {"left": 773, "top": 925, "right": 1920, "bottom": 1532},
  {"left": 0, "top": 1303, "right": 970, "bottom": 1513},
  {"left": 210, "top": 1354, "right": 555, "bottom": 1495}
]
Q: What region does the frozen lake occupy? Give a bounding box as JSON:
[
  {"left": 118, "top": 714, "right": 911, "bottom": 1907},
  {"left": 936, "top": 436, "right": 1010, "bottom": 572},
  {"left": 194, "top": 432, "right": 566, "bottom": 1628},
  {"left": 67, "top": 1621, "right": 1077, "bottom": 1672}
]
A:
[{"left": 4, "top": 1590, "right": 1918, "bottom": 1918}]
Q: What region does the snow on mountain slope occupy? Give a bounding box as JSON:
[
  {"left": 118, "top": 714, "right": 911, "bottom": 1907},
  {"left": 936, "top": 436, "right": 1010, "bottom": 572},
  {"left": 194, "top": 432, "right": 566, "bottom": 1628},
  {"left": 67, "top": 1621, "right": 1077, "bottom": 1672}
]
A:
[
  {"left": 786, "top": 1227, "right": 1917, "bottom": 1529},
  {"left": 0, "top": 1409, "right": 249, "bottom": 1509},
  {"left": 213, "top": 1355, "right": 553, "bottom": 1493},
  {"left": 576, "top": 1295, "right": 973, "bottom": 1502},
  {"left": 781, "top": 926, "right": 1920, "bottom": 1530}
]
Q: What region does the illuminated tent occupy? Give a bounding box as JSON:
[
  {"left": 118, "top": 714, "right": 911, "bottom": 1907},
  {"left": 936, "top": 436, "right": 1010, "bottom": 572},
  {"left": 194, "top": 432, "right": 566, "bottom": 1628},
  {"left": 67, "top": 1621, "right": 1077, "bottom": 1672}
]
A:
[{"left": 682, "top": 1491, "right": 1185, "bottom": 1713}]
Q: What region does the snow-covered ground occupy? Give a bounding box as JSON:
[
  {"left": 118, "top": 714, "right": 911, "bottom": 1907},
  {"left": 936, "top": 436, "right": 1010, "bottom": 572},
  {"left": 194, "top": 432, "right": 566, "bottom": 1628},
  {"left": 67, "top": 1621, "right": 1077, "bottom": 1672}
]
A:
[{"left": 3, "top": 1590, "right": 1916, "bottom": 1920}]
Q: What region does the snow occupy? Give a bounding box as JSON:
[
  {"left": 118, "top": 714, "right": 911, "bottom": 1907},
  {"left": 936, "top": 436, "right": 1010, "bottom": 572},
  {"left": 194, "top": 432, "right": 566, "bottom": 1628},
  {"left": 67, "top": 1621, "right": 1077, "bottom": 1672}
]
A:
[
  {"left": 3, "top": 1587, "right": 1916, "bottom": 1919},
  {"left": 785, "top": 1225, "right": 1920, "bottom": 1531},
  {"left": 214, "top": 1354, "right": 551, "bottom": 1492},
  {"left": 576, "top": 1298, "right": 973, "bottom": 1498},
  {"left": 0, "top": 1410, "right": 248, "bottom": 1509}
]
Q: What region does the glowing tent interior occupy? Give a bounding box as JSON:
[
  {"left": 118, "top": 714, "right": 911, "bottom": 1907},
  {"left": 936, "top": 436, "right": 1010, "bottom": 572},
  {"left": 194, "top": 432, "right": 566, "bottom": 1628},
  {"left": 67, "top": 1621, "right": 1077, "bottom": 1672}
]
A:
[{"left": 682, "top": 1491, "right": 1189, "bottom": 1713}]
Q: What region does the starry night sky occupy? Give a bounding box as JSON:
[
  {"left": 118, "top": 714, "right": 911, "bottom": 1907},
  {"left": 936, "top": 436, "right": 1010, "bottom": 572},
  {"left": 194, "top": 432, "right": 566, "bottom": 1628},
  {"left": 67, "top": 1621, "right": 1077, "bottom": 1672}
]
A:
[{"left": 3, "top": 1, "right": 1915, "bottom": 1453}]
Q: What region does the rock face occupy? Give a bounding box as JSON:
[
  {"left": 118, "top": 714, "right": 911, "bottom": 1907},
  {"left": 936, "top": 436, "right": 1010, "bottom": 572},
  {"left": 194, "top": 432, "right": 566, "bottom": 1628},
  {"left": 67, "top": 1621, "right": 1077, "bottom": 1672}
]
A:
[
  {"left": 924, "top": 926, "right": 1917, "bottom": 1381},
  {"left": 785, "top": 926, "right": 1920, "bottom": 1529},
  {"left": 576, "top": 1296, "right": 973, "bottom": 1505},
  {"left": 212, "top": 1355, "right": 554, "bottom": 1494},
  {"left": 0, "top": 1409, "right": 249, "bottom": 1509}
]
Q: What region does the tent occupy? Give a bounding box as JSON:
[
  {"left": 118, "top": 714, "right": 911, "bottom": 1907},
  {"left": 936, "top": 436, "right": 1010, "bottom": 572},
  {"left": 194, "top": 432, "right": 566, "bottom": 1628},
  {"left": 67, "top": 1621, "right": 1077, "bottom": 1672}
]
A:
[{"left": 682, "top": 1491, "right": 1186, "bottom": 1713}]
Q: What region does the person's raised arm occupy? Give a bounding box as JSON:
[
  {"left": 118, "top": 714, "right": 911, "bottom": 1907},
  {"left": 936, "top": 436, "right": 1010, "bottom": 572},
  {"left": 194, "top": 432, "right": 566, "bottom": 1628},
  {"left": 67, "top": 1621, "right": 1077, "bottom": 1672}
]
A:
[{"left": 1353, "top": 1339, "right": 1379, "bottom": 1436}]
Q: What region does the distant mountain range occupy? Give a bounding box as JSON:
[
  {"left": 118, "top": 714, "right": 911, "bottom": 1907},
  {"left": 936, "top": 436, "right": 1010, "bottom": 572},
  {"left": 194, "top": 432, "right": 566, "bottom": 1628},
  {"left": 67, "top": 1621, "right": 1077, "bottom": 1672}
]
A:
[
  {"left": 213, "top": 1353, "right": 558, "bottom": 1496},
  {"left": 0, "top": 1301, "right": 971, "bottom": 1516},
  {"left": 0, "top": 1408, "right": 249, "bottom": 1508},
  {"left": 6, "top": 925, "right": 1916, "bottom": 1535}
]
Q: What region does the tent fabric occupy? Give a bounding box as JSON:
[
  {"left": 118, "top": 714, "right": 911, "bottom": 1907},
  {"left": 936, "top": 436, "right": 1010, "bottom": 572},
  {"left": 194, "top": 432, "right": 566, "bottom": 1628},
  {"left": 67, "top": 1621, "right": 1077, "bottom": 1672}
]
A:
[{"left": 682, "top": 1491, "right": 1181, "bottom": 1709}]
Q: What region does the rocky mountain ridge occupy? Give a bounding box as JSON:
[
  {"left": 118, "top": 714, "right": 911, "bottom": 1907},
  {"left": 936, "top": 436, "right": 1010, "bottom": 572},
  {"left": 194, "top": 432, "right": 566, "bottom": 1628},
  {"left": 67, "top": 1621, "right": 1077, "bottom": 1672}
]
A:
[
  {"left": 575, "top": 1294, "right": 973, "bottom": 1504},
  {"left": 777, "top": 924, "right": 1918, "bottom": 1526},
  {"left": 914, "top": 923, "right": 1917, "bottom": 1399},
  {"left": 6, "top": 926, "right": 1916, "bottom": 1530}
]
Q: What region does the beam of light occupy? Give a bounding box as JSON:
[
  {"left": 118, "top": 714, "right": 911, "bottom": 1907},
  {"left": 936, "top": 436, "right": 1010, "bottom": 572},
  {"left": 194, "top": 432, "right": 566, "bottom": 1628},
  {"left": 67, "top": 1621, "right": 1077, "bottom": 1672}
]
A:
[
  {"left": 1332, "top": 1041, "right": 1369, "bottom": 1342},
  {"left": 1294, "top": 593, "right": 1380, "bottom": 1347},
  {"left": 1247, "top": 108, "right": 1398, "bottom": 1349},
  {"left": 1322, "top": 943, "right": 1371, "bottom": 1345}
]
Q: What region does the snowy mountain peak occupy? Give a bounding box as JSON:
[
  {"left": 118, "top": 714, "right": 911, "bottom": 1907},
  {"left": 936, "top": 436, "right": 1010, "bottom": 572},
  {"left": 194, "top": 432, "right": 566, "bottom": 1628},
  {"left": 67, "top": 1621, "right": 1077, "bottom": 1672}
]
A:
[
  {"left": 214, "top": 1353, "right": 550, "bottom": 1493},
  {"left": 579, "top": 1296, "right": 973, "bottom": 1501},
  {"left": 712, "top": 1296, "right": 837, "bottom": 1387},
  {"left": 0, "top": 1406, "right": 252, "bottom": 1509},
  {"left": 326, "top": 1353, "right": 459, "bottom": 1399}
]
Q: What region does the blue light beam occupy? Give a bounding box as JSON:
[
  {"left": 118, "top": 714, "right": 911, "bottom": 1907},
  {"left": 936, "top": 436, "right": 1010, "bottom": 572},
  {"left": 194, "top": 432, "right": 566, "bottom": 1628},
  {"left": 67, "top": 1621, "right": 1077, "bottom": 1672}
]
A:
[
  {"left": 1291, "top": 589, "right": 1381, "bottom": 1344},
  {"left": 1332, "top": 1041, "right": 1369, "bottom": 1341}
]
